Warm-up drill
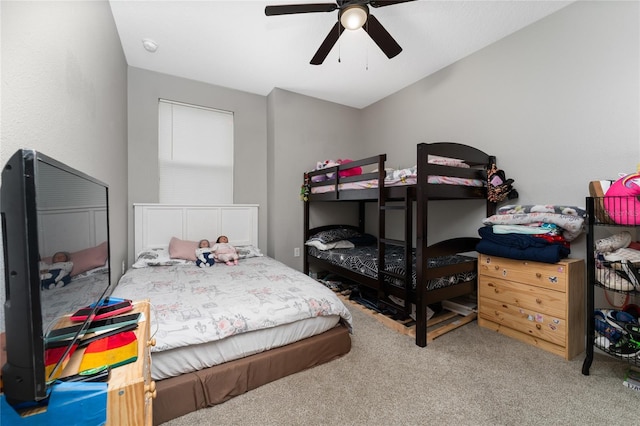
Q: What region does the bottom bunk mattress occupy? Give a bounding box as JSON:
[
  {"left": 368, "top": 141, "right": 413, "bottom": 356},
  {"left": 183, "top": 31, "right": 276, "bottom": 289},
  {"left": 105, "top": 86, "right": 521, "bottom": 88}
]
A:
[
  {"left": 110, "top": 256, "right": 353, "bottom": 381},
  {"left": 307, "top": 245, "right": 477, "bottom": 291}
]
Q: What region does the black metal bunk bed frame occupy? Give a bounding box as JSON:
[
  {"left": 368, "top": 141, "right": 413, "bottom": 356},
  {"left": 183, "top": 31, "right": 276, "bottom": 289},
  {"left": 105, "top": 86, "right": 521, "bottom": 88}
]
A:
[{"left": 303, "top": 142, "right": 497, "bottom": 347}]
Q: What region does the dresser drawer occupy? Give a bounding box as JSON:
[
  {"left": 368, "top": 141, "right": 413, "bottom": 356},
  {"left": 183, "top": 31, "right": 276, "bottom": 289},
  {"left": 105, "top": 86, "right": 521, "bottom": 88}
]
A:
[
  {"left": 478, "top": 255, "right": 585, "bottom": 360},
  {"left": 478, "top": 276, "right": 567, "bottom": 319},
  {"left": 479, "top": 298, "right": 566, "bottom": 347},
  {"left": 478, "top": 254, "right": 569, "bottom": 292}
]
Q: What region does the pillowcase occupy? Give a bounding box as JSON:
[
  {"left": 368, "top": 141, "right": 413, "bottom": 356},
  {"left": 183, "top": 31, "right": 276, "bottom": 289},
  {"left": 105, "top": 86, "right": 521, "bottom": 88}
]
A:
[
  {"left": 236, "top": 245, "right": 264, "bottom": 259},
  {"left": 132, "top": 246, "right": 190, "bottom": 268},
  {"left": 427, "top": 155, "right": 467, "bottom": 167},
  {"left": 168, "top": 237, "right": 199, "bottom": 261},
  {"left": 69, "top": 242, "right": 109, "bottom": 276},
  {"left": 307, "top": 228, "right": 362, "bottom": 245},
  {"left": 305, "top": 240, "right": 355, "bottom": 251}
]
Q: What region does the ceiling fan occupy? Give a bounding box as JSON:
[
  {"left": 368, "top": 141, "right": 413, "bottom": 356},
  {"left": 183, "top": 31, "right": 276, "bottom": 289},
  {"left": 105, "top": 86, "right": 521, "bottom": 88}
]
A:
[{"left": 265, "top": 0, "right": 415, "bottom": 65}]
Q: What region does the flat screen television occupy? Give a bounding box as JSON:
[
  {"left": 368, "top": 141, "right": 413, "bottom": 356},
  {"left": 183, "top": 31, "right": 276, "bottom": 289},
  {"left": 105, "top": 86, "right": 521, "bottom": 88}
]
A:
[{"left": 1, "top": 149, "right": 111, "bottom": 407}]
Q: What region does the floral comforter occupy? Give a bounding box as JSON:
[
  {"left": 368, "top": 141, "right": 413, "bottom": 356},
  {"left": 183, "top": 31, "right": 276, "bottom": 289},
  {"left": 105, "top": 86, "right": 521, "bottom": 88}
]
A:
[{"left": 111, "top": 256, "right": 353, "bottom": 352}]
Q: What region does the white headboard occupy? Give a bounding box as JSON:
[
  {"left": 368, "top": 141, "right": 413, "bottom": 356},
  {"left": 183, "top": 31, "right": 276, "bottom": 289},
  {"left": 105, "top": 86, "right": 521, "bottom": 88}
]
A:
[
  {"left": 39, "top": 206, "right": 108, "bottom": 257},
  {"left": 133, "top": 204, "right": 259, "bottom": 255}
]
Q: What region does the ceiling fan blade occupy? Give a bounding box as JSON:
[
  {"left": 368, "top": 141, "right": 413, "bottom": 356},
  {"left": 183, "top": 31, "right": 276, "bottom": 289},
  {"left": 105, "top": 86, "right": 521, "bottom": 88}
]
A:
[
  {"left": 310, "top": 21, "right": 345, "bottom": 65},
  {"left": 265, "top": 3, "right": 337, "bottom": 16},
  {"left": 369, "top": 0, "right": 416, "bottom": 8},
  {"left": 363, "top": 14, "right": 402, "bottom": 59}
]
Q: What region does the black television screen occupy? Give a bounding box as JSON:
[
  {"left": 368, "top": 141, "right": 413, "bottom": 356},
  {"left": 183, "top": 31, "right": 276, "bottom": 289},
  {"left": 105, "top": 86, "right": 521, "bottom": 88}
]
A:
[{"left": 1, "top": 149, "right": 111, "bottom": 406}]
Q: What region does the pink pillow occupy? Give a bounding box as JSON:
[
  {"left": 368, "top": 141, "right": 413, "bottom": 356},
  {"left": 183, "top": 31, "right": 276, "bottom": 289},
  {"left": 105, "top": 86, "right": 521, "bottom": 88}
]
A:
[
  {"left": 337, "top": 159, "right": 362, "bottom": 177},
  {"left": 69, "top": 241, "right": 108, "bottom": 276},
  {"left": 169, "top": 237, "right": 199, "bottom": 261}
]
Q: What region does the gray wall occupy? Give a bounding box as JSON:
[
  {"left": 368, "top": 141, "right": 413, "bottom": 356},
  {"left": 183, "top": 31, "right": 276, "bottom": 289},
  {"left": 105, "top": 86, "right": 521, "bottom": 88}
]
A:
[
  {"left": 126, "top": 68, "right": 268, "bottom": 263},
  {"left": 0, "top": 1, "right": 128, "bottom": 326},
  {"left": 267, "top": 89, "right": 363, "bottom": 269},
  {"left": 357, "top": 0, "right": 639, "bottom": 250}
]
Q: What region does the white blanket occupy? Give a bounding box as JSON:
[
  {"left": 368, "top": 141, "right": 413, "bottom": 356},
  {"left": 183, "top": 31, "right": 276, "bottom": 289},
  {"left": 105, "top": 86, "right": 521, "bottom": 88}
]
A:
[{"left": 111, "top": 256, "right": 353, "bottom": 353}]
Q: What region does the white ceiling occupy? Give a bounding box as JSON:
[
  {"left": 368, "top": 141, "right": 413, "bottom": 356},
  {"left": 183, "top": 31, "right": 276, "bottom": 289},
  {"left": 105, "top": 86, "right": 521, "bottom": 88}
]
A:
[{"left": 109, "top": 0, "right": 572, "bottom": 109}]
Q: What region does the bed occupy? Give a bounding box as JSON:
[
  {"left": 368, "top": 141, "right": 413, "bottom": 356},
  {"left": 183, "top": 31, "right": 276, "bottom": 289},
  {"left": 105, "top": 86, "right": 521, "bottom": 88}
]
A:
[
  {"left": 110, "top": 204, "right": 352, "bottom": 425},
  {"left": 303, "top": 142, "right": 498, "bottom": 347}
]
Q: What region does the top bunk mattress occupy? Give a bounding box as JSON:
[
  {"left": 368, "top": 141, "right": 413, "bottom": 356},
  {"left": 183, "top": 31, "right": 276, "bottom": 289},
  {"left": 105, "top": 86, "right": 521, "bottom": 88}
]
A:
[{"left": 310, "top": 161, "right": 485, "bottom": 195}]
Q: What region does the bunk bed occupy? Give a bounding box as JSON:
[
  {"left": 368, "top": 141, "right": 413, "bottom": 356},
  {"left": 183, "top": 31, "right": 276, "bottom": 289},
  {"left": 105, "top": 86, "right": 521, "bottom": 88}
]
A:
[{"left": 303, "top": 142, "right": 497, "bottom": 347}]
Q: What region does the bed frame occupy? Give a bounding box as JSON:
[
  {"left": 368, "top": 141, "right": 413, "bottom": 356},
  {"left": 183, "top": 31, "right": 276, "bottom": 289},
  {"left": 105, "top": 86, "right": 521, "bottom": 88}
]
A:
[
  {"left": 132, "top": 204, "right": 351, "bottom": 425},
  {"left": 303, "top": 142, "right": 497, "bottom": 347}
]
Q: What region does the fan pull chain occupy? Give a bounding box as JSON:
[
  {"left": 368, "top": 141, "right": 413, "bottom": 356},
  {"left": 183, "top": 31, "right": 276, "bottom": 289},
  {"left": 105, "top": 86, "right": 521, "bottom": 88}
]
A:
[
  {"left": 365, "top": 20, "right": 369, "bottom": 70},
  {"left": 338, "top": 25, "right": 341, "bottom": 63}
]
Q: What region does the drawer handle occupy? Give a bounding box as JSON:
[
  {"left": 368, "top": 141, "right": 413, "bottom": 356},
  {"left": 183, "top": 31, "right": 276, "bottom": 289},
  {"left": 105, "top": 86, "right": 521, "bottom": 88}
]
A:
[
  {"left": 536, "top": 324, "right": 542, "bottom": 330},
  {"left": 536, "top": 273, "right": 542, "bottom": 278}
]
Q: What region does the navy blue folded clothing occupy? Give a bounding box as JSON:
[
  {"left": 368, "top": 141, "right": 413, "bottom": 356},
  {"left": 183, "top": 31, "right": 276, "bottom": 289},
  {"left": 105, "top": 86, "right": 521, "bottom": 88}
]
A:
[
  {"left": 476, "top": 227, "right": 570, "bottom": 264},
  {"left": 476, "top": 239, "right": 569, "bottom": 263},
  {"left": 478, "top": 225, "right": 559, "bottom": 249}
]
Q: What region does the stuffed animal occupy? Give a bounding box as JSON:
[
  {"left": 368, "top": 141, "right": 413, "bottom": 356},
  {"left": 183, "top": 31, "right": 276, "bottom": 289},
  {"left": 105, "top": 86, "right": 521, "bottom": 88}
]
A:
[
  {"left": 311, "top": 160, "right": 339, "bottom": 182},
  {"left": 487, "top": 164, "right": 518, "bottom": 203}
]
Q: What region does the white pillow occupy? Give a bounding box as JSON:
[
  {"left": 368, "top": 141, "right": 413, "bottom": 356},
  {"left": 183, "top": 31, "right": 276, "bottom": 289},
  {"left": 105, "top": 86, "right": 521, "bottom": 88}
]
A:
[
  {"left": 132, "top": 246, "right": 191, "bottom": 268},
  {"left": 305, "top": 240, "right": 355, "bottom": 251},
  {"left": 236, "top": 245, "right": 264, "bottom": 259}
]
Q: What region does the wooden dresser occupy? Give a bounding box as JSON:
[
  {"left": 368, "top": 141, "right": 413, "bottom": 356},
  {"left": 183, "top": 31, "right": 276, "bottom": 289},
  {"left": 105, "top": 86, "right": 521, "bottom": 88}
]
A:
[
  {"left": 60, "top": 299, "right": 156, "bottom": 425},
  {"left": 477, "top": 254, "right": 585, "bottom": 360}
]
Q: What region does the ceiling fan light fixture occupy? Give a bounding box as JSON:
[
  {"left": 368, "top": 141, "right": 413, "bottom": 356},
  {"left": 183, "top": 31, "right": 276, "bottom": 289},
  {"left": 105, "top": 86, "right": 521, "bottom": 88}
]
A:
[{"left": 340, "top": 5, "right": 368, "bottom": 30}]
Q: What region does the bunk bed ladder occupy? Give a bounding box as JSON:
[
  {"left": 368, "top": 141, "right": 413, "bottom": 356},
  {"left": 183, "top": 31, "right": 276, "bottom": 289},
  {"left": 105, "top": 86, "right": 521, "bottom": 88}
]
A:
[{"left": 378, "top": 185, "right": 413, "bottom": 319}]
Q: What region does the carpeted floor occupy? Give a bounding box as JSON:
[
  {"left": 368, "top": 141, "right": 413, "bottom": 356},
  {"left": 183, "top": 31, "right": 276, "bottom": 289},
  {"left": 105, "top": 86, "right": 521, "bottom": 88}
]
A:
[{"left": 163, "top": 305, "right": 638, "bottom": 425}]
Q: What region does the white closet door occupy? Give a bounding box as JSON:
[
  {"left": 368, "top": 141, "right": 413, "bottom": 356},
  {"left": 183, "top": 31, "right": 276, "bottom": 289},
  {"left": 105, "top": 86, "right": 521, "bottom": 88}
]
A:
[{"left": 158, "top": 100, "right": 234, "bottom": 204}]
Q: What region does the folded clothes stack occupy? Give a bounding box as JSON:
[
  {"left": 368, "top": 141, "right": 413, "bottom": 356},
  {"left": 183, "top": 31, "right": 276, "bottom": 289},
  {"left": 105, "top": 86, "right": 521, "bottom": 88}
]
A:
[{"left": 476, "top": 204, "right": 586, "bottom": 263}]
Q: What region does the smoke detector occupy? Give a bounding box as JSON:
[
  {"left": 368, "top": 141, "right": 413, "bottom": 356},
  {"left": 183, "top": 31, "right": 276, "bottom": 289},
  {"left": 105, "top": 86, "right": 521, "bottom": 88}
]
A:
[{"left": 142, "top": 39, "right": 158, "bottom": 53}]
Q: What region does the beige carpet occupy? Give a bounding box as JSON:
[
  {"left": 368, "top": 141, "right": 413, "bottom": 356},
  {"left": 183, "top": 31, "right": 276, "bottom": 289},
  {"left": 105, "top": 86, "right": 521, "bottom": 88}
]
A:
[{"left": 163, "top": 306, "right": 637, "bottom": 425}]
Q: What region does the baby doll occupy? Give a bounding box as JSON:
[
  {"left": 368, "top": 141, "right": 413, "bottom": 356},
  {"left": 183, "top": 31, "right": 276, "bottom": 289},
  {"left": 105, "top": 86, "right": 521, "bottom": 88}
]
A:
[
  {"left": 212, "top": 235, "right": 239, "bottom": 266},
  {"left": 195, "top": 239, "right": 216, "bottom": 267},
  {"left": 40, "top": 251, "right": 73, "bottom": 289}
]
